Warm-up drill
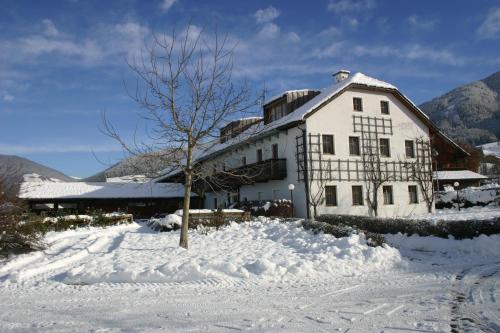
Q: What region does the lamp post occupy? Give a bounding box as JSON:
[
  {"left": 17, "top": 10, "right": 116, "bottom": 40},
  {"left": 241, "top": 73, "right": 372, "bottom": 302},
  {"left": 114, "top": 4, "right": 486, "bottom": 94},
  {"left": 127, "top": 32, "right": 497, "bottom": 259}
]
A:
[
  {"left": 453, "top": 181, "right": 460, "bottom": 211},
  {"left": 288, "top": 184, "right": 295, "bottom": 218}
]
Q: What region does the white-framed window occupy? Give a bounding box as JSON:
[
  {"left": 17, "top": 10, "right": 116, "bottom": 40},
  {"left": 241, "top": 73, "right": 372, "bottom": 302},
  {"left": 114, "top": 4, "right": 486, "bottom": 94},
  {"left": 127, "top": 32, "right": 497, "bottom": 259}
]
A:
[
  {"left": 353, "top": 97, "right": 363, "bottom": 111},
  {"left": 325, "top": 186, "right": 337, "bottom": 206},
  {"left": 322, "top": 134, "right": 335, "bottom": 154},
  {"left": 380, "top": 100, "right": 389, "bottom": 114},
  {"left": 379, "top": 138, "right": 390, "bottom": 157},
  {"left": 352, "top": 186, "right": 363, "bottom": 205},
  {"left": 408, "top": 185, "right": 418, "bottom": 204}
]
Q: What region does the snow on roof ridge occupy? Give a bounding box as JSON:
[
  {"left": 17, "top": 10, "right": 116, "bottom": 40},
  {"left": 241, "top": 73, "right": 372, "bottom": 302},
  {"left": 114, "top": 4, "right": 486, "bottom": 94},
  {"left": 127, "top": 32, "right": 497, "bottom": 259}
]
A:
[
  {"left": 19, "top": 181, "right": 189, "bottom": 199},
  {"left": 433, "top": 170, "right": 488, "bottom": 180}
]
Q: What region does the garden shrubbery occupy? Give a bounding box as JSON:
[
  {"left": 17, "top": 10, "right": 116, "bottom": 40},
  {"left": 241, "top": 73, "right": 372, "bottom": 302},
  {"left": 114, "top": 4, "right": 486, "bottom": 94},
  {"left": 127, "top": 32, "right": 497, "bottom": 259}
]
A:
[
  {"left": 232, "top": 199, "right": 292, "bottom": 217},
  {"left": 0, "top": 210, "right": 133, "bottom": 258},
  {"left": 315, "top": 214, "right": 500, "bottom": 240},
  {"left": 301, "top": 219, "right": 385, "bottom": 247}
]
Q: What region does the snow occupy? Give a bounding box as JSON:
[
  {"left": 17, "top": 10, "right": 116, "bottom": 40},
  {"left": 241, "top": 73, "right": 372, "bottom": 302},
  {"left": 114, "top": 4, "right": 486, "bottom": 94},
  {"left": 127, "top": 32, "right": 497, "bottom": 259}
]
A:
[
  {"left": 0, "top": 218, "right": 499, "bottom": 331},
  {"left": 155, "top": 72, "right": 404, "bottom": 180},
  {"left": 18, "top": 181, "right": 189, "bottom": 199},
  {"left": 409, "top": 205, "right": 500, "bottom": 221},
  {"left": 106, "top": 174, "right": 151, "bottom": 183},
  {"left": 173, "top": 209, "right": 245, "bottom": 216},
  {"left": 478, "top": 141, "right": 500, "bottom": 158},
  {"left": 149, "top": 214, "right": 183, "bottom": 229},
  {"left": 433, "top": 169, "right": 488, "bottom": 180},
  {"left": 436, "top": 183, "right": 499, "bottom": 205},
  {"left": 22, "top": 173, "right": 64, "bottom": 183}
]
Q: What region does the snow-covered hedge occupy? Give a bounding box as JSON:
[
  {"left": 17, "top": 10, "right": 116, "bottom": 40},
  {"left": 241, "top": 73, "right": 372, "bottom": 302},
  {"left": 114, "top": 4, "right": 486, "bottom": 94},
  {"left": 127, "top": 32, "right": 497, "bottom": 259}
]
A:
[
  {"left": 435, "top": 183, "right": 499, "bottom": 209},
  {"left": 232, "top": 199, "right": 292, "bottom": 217},
  {"left": 301, "top": 219, "right": 385, "bottom": 247},
  {"left": 316, "top": 214, "right": 500, "bottom": 240}
]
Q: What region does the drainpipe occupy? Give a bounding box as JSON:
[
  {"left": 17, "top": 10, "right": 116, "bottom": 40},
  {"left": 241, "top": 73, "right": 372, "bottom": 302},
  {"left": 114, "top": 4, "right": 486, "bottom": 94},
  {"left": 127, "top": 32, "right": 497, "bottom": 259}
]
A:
[{"left": 301, "top": 128, "right": 311, "bottom": 219}]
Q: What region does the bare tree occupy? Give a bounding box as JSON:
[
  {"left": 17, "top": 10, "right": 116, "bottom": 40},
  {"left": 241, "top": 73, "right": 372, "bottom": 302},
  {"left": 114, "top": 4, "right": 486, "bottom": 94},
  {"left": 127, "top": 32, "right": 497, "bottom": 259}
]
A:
[
  {"left": 363, "top": 153, "right": 393, "bottom": 217},
  {"left": 404, "top": 138, "right": 434, "bottom": 213},
  {"left": 102, "top": 26, "right": 260, "bottom": 249}
]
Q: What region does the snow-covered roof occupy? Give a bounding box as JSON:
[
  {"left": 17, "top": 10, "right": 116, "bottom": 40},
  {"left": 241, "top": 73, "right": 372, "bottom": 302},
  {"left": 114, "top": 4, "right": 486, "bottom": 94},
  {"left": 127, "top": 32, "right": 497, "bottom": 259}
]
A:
[
  {"left": 433, "top": 170, "right": 488, "bottom": 181},
  {"left": 19, "top": 182, "right": 188, "bottom": 200},
  {"left": 478, "top": 141, "right": 500, "bottom": 158},
  {"left": 156, "top": 72, "right": 462, "bottom": 181},
  {"left": 264, "top": 89, "right": 317, "bottom": 106}
]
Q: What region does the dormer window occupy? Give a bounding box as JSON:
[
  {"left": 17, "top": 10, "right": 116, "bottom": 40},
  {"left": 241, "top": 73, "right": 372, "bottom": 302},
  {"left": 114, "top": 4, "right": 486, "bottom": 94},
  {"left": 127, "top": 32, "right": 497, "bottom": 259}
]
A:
[{"left": 353, "top": 97, "right": 363, "bottom": 111}]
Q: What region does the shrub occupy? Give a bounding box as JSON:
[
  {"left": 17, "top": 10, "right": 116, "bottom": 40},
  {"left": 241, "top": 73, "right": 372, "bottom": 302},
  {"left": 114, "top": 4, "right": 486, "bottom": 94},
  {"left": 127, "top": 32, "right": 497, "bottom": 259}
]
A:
[
  {"left": 315, "top": 214, "right": 500, "bottom": 240},
  {"left": 0, "top": 213, "right": 46, "bottom": 257},
  {"left": 300, "top": 219, "right": 385, "bottom": 247},
  {"left": 233, "top": 199, "right": 292, "bottom": 218}
]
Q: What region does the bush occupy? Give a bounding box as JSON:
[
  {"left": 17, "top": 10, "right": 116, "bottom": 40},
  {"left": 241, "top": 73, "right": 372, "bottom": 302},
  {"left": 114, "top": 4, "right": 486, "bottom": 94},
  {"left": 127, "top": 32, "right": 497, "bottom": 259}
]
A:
[
  {"left": 0, "top": 213, "right": 46, "bottom": 257},
  {"left": 315, "top": 214, "right": 500, "bottom": 240},
  {"left": 232, "top": 199, "right": 292, "bottom": 218},
  {"left": 0, "top": 211, "right": 133, "bottom": 258},
  {"left": 300, "top": 219, "right": 385, "bottom": 247}
]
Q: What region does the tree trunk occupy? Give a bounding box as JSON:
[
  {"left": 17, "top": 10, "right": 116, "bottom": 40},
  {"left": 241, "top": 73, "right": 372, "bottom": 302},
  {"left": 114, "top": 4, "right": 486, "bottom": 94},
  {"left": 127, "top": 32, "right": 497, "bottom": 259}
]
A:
[
  {"left": 313, "top": 205, "right": 317, "bottom": 219},
  {"left": 179, "top": 145, "right": 193, "bottom": 249}
]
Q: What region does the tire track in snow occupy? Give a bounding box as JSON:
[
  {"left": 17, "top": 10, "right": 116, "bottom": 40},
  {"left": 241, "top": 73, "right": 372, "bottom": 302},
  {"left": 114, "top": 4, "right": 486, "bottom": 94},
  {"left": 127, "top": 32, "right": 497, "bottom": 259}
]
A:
[
  {"left": 5, "top": 235, "right": 112, "bottom": 283},
  {"left": 450, "top": 263, "right": 500, "bottom": 333}
]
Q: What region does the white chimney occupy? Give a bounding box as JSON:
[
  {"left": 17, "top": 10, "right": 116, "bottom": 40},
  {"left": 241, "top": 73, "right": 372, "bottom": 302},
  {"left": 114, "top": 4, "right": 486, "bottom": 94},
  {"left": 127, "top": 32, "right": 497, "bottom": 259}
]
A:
[{"left": 333, "top": 70, "right": 350, "bottom": 83}]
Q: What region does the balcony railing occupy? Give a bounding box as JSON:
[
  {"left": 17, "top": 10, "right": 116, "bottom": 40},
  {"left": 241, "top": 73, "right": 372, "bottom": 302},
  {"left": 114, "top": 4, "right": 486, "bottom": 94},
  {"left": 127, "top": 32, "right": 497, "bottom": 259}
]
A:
[{"left": 195, "top": 158, "right": 287, "bottom": 191}]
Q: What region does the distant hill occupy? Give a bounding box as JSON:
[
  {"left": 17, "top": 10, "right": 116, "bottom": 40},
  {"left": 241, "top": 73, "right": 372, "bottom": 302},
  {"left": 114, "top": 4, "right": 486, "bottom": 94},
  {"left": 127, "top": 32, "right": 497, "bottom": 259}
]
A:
[
  {"left": 419, "top": 71, "right": 500, "bottom": 145},
  {"left": 0, "top": 154, "right": 74, "bottom": 198},
  {"left": 83, "top": 152, "right": 175, "bottom": 182}
]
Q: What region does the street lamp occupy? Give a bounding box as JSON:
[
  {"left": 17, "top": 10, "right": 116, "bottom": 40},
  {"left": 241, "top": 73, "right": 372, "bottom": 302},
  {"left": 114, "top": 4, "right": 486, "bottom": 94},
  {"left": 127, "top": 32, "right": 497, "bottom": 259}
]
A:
[
  {"left": 288, "top": 184, "right": 295, "bottom": 218},
  {"left": 453, "top": 181, "right": 460, "bottom": 211}
]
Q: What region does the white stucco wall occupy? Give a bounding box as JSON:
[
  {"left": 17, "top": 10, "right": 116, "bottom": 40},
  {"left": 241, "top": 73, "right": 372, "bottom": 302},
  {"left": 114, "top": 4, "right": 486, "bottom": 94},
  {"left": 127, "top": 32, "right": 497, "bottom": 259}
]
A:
[
  {"left": 201, "top": 86, "right": 434, "bottom": 218},
  {"left": 305, "top": 88, "right": 432, "bottom": 217}
]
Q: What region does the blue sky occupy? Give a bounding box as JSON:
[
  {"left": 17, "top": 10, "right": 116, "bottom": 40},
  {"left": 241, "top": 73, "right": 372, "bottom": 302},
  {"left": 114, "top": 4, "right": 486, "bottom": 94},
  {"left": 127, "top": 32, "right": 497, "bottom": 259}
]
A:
[{"left": 0, "top": 0, "right": 499, "bottom": 178}]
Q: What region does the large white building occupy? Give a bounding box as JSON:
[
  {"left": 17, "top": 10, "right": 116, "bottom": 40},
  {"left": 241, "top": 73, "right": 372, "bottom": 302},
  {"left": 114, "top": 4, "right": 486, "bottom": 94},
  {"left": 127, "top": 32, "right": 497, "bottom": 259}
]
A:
[{"left": 157, "top": 71, "right": 466, "bottom": 218}]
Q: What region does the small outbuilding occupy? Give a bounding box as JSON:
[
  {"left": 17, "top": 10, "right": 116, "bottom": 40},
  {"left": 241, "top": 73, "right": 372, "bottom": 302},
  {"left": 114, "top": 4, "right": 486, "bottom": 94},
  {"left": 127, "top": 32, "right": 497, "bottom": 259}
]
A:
[
  {"left": 433, "top": 170, "right": 488, "bottom": 190},
  {"left": 19, "top": 182, "right": 201, "bottom": 218}
]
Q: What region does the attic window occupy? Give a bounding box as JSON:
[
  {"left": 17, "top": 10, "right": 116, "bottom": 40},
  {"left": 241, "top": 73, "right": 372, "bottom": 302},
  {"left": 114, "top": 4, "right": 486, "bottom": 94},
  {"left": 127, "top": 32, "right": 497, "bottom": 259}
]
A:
[
  {"left": 380, "top": 101, "right": 389, "bottom": 114},
  {"left": 353, "top": 97, "right": 363, "bottom": 112}
]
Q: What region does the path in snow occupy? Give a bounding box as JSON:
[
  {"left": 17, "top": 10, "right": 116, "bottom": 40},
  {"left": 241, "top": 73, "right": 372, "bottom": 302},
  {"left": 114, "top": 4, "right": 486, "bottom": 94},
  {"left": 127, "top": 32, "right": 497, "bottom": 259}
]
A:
[{"left": 0, "top": 220, "right": 498, "bottom": 332}]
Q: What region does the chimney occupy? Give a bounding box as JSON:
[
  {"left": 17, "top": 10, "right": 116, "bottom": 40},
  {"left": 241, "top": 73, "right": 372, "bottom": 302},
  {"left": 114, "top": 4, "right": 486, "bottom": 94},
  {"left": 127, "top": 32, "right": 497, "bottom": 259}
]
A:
[{"left": 333, "top": 70, "right": 350, "bottom": 83}]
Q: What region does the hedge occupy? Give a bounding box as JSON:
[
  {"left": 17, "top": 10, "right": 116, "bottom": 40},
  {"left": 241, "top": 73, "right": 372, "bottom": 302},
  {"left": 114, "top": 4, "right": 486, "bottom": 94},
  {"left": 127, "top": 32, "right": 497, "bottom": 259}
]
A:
[{"left": 315, "top": 214, "right": 500, "bottom": 240}]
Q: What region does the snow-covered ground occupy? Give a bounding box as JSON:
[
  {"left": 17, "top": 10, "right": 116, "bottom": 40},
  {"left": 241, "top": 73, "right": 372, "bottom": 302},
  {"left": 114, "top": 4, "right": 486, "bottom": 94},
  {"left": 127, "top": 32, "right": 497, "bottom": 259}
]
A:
[
  {"left": 0, "top": 218, "right": 499, "bottom": 332},
  {"left": 409, "top": 205, "right": 500, "bottom": 221}
]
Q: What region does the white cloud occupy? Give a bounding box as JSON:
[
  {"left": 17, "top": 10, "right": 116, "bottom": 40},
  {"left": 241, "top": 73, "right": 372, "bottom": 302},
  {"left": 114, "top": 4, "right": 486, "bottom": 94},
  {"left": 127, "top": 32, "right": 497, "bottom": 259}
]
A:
[
  {"left": 42, "top": 19, "right": 59, "bottom": 37},
  {"left": 327, "top": 0, "right": 375, "bottom": 13},
  {"left": 2, "top": 94, "right": 14, "bottom": 102},
  {"left": 257, "top": 23, "right": 280, "bottom": 39},
  {"left": 254, "top": 6, "right": 280, "bottom": 24},
  {"left": 312, "top": 42, "right": 466, "bottom": 66},
  {"left": 477, "top": 7, "right": 500, "bottom": 39},
  {"left": 286, "top": 32, "right": 301, "bottom": 43},
  {"left": 160, "top": 0, "right": 177, "bottom": 12},
  {"left": 347, "top": 17, "right": 359, "bottom": 30},
  {"left": 319, "top": 26, "right": 342, "bottom": 38},
  {"left": 311, "top": 42, "right": 345, "bottom": 59},
  {"left": 407, "top": 15, "right": 436, "bottom": 31}
]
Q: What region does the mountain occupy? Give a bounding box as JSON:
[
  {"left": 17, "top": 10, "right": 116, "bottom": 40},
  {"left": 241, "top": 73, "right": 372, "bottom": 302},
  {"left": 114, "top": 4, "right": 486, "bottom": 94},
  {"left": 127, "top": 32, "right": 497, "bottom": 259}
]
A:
[
  {"left": 83, "top": 152, "right": 175, "bottom": 182},
  {"left": 419, "top": 71, "right": 500, "bottom": 145},
  {"left": 0, "top": 154, "right": 74, "bottom": 198}
]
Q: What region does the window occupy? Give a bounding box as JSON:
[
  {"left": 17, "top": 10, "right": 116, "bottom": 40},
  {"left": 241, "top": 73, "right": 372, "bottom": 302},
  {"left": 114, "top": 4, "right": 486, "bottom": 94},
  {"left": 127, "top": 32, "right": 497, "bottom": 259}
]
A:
[
  {"left": 257, "top": 149, "right": 263, "bottom": 162},
  {"left": 408, "top": 185, "right": 418, "bottom": 204},
  {"left": 272, "top": 144, "right": 279, "bottom": 159},
  {"left": 349, "top": 136, "right": 360, "bottom": 156},
  {"left": 322, "top": 135, "right": 335, "bottom": 154},
  {"left": 242, "top": 156, "right": 246, "bottom": 166},
  {"left": 325, "top": 186, "right": 338, "bottom": 206},
  {"left": 353, "top": 97, "right": 363, "bottom": 111},
  {"left": 352, "top": 186, "right": 363, "bottom": 205},
  {"left": 380, "top": 101, "right": 389, "bottom": 114},
  {"left": 405, "top": 140, "right": 415, "bottom": 158},
  {"left": 383, "top": 186, "right": 394, "bottom": 205},
  {"left": 379, "top": 138, "right": 390, "bottom": 157}
]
